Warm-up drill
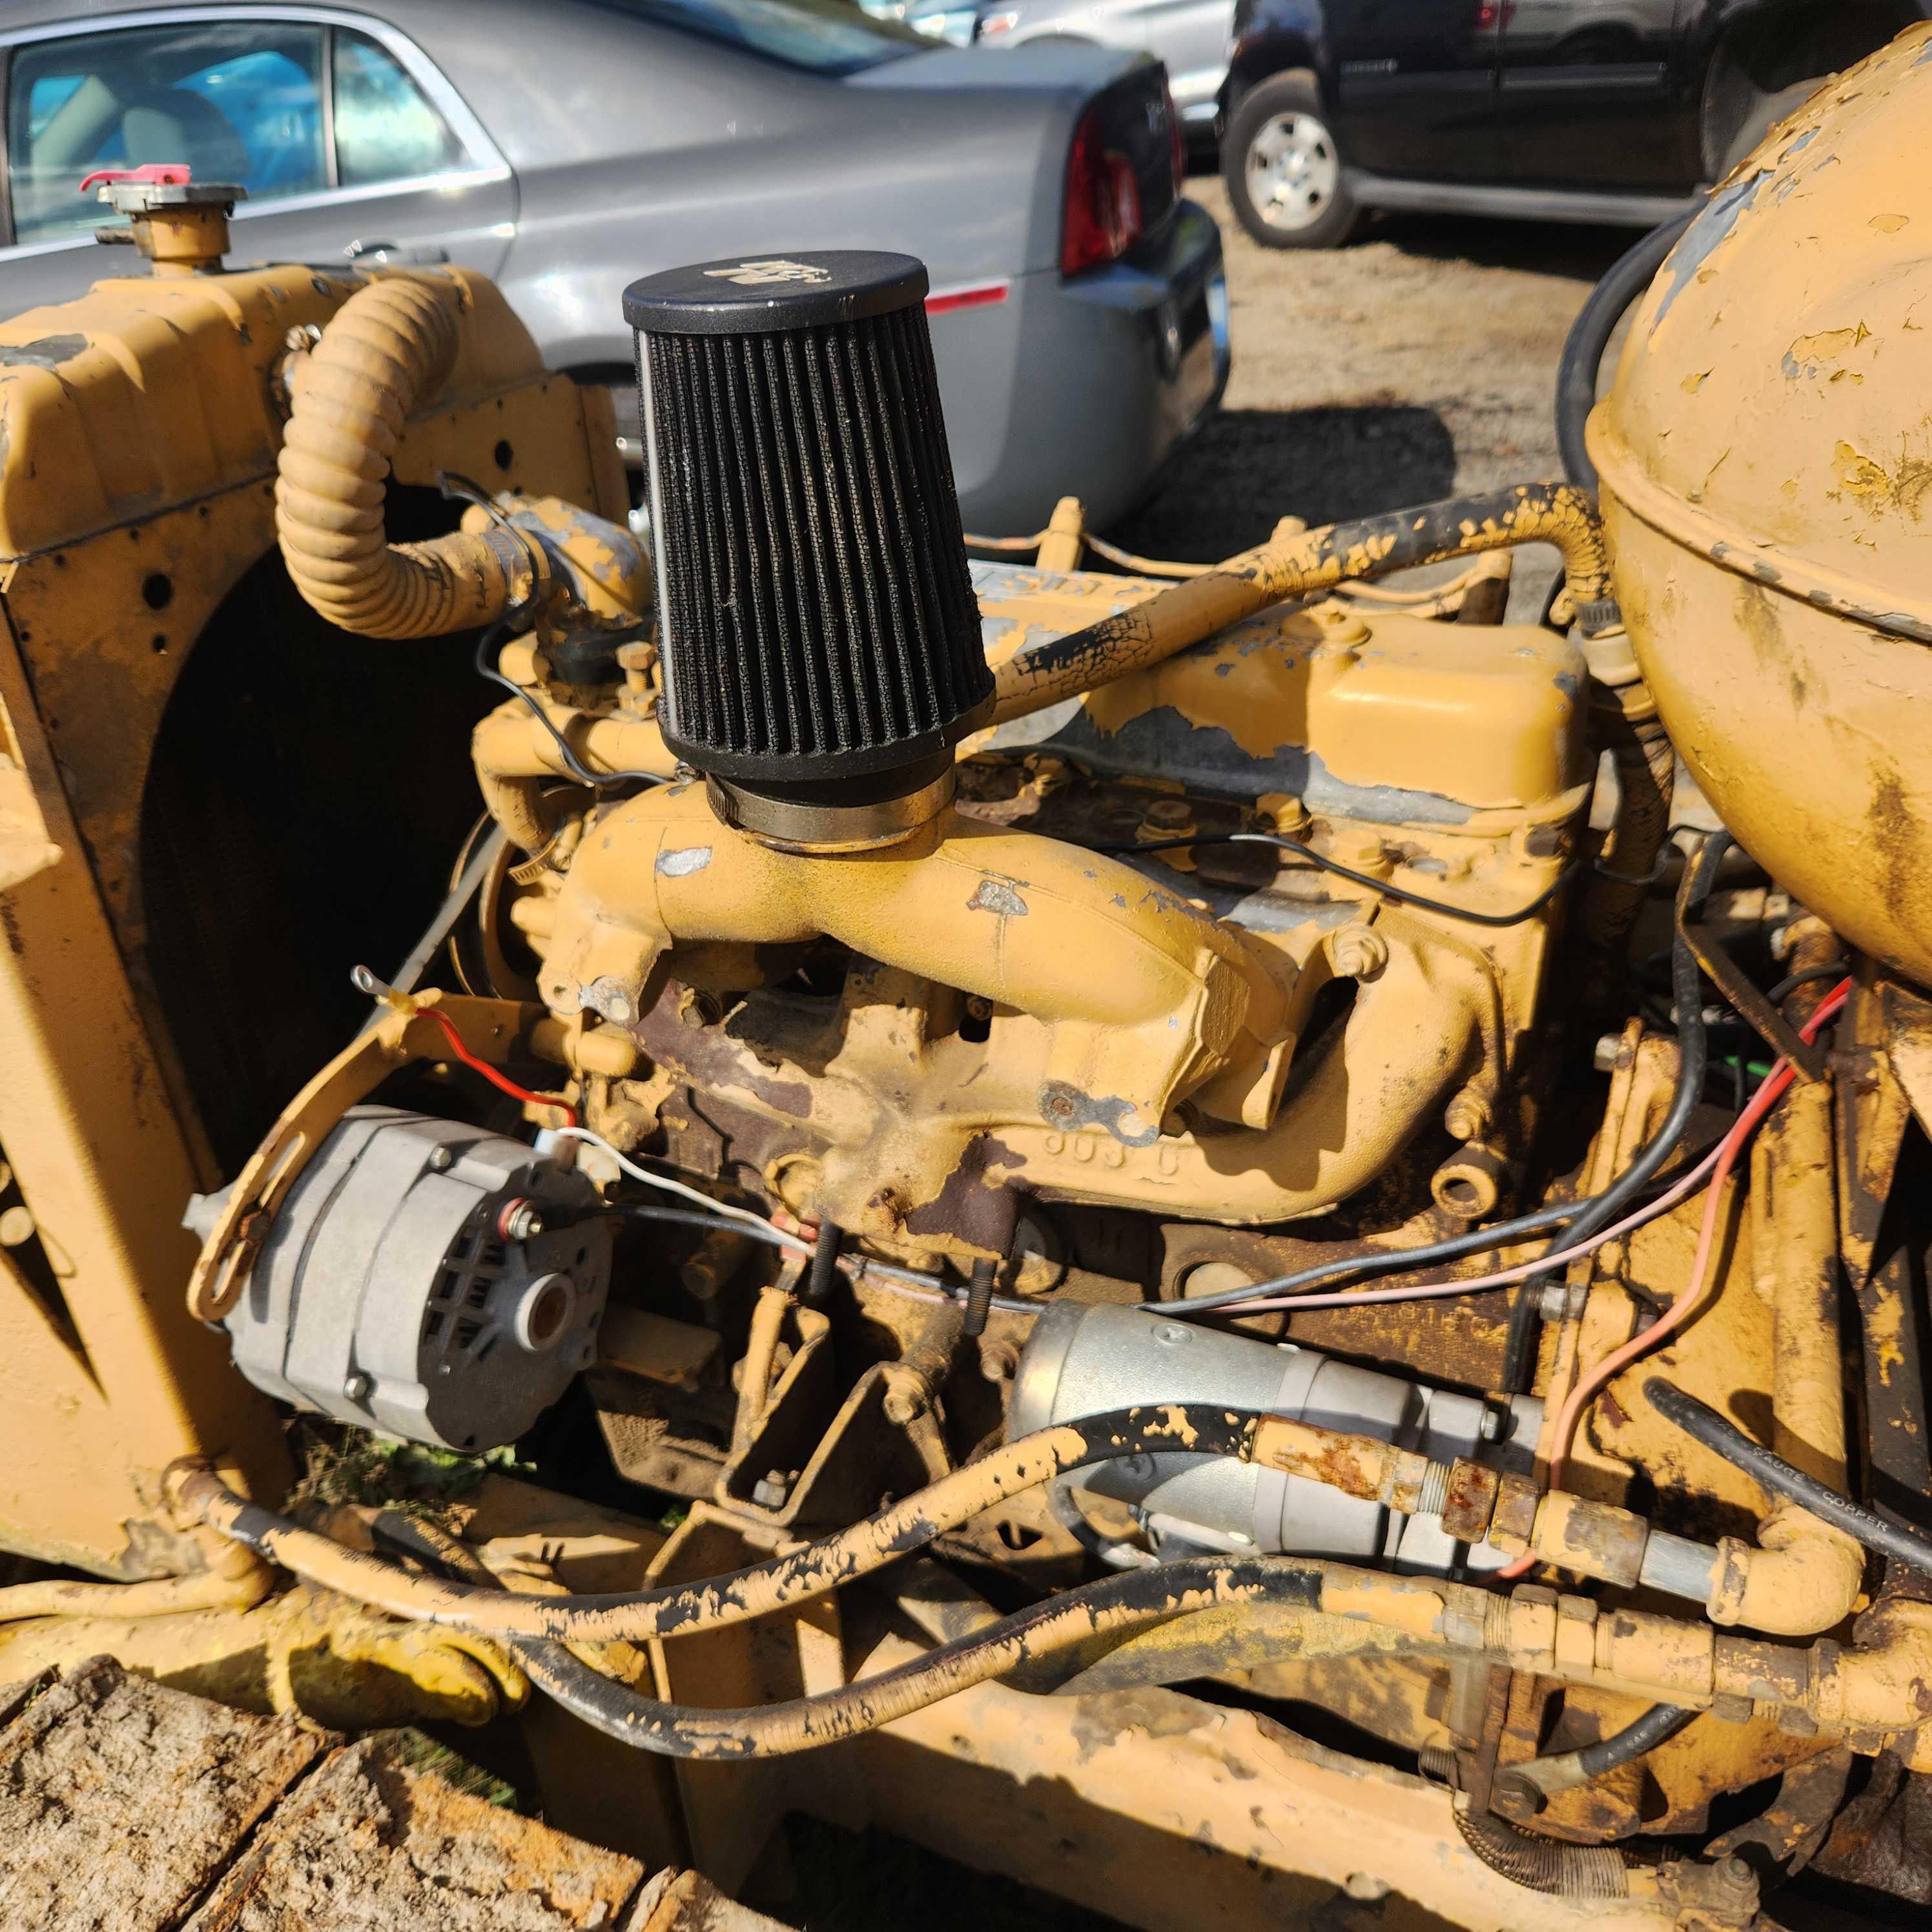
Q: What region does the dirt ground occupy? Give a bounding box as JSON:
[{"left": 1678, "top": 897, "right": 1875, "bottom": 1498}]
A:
[{"left": 1113, "top": 177, "right": 1638, "bottom": 611}]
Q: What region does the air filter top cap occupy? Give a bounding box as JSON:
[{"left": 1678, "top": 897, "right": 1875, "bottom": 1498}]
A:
[{"left": 622, "top": 251, "right": 928, "bottom": 337}]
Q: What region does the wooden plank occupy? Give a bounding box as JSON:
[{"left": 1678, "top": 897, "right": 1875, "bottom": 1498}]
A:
[
  {"left": 181, "top": 1737, "right": 646, "bottom": 1931},
  {"left": 0, "top": 1656, "right": 325, "bottom": 1932}
]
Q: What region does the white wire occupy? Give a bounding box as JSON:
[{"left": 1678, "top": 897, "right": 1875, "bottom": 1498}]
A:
[
  {"left": 551, "top": 1125, "right": 804, "bottom": 1242},
  {"left": 555, "top": 1125, "right": 1038, "bottom": 1316}
]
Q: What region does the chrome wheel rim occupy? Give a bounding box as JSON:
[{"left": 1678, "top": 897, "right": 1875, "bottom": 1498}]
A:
[{"left": 1245, "top": 112, "right": 1340, "bottom": 231}]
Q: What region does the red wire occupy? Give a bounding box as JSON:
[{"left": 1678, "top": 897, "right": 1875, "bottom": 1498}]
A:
[
  {"left": 1495, "top": 978, "right": 1851, "bottom": 1579},
  {"left": 418, "top": 1004, "right": 578, "bottom": 1127}
]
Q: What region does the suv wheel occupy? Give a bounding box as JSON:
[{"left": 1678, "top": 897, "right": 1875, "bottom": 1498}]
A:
[{"left": 1223, "top": 72, "right": 1357, "bottom": 249}]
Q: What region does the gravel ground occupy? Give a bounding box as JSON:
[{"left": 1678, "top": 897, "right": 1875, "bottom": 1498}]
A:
[{"left": 1112, "top": 179, "right": 1636, "bottom": 611}]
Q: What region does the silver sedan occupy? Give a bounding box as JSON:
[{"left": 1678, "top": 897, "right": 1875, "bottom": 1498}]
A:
[{"left": 0, "top": 0, "right": 1229, "bottom": 533}]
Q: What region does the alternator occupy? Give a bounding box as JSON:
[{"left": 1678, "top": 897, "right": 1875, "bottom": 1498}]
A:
[{"left": 218, "top": 1106, "right": 613, "bottom": 1452}]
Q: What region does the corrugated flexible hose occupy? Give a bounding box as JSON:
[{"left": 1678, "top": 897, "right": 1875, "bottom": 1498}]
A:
[{"left": 276, "top": 273, "right": 538, "bottom": 638}]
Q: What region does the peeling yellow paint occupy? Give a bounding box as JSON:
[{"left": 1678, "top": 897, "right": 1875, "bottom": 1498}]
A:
[{"left": 1832, "top": 439, "right": 1932, "bottom": 518}]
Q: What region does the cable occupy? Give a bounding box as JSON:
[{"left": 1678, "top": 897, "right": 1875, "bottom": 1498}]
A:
[
  {"left": 1645, "top": 1379, "right": 1932, "bottom": 1581},
  {"left": 1765, "top": 961, "right": 1846, "bottom": 1006},
  {"left": 1574, "top": 1701, "right": 1695, "bottom": 1776},
  {"left": 1496, "top": 1703, "right": 1696, "bottom": 1810},
  {"left": 1537, "top": 978, "right": 1849, "bottom": 1488},
  {"left": 1142, "top": 1198, "right": 1586, "bottom": 1317},
  {"left": 1109, "top": 832, "right": 1578, "bottom": 929},
  {"left": 1166, "top": 837, "right": 1726, "bottom": 1327},
  {"left": 415, "top": 1003, "right": 578, "bottom": 1128},
  {"left": 1497, "top": 830, "right": 1730, "bottom": 1393},
  {"left": 1556, "top": 208, "right": 1698, "bottom": 489},
  {"left": 1080, "top": 533, "right": 1211, "bottom": 579},
  {"left": 377, "top": 1512, "right": 1330, "bottom": 1761},
  {"left": 1166, "top": 1129, "right": 1737, "bottom": 1319},
  {"left": 962, "top": 529, "right": 1047, "bottom": 553},
  {"left": 172, "top": 1403, "right": 1263, "bottom": 1645},
  {"left": 1489, "top": 977, "right": 1851, "bottom": 1580},
  {"left": 568, "top": 1129, "right": 1036, "bottom": 1314},
  {"left": 473, "top": 622, "right": 666, "bottom": 792}
]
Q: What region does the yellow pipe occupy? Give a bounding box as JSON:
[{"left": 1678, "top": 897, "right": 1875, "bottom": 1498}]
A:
[
  {"left": 1705, "top": 1076, "right": 1864, "bottom": 1636},
  {"left": 539, "top": 781, "right": 1293, "bottom": 1136},
  {"left": 0, "top": 1527, "right": 271, "bottom": 1624}
]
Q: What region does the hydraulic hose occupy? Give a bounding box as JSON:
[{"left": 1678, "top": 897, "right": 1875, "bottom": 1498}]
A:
[
  {"left": 1498, "top": 830, "right": 1725, "bottom": 1392},
  {"left": 276, "top": 273, "right": 543, "bottom": 637},
  {"left": 167, "top": 1404, "right": 1260, "bottom": 1645},
  {"left": 989, "top": 484, "right": 1613, "bottom": 725},
  {"left": 1556, "top": 210, "right": 1697, "bottom": 489},
  {"left": 378, "top": 1514, "right": 1326, "bottom": 1762},
  {"left": 1494, "top": 1703, "right": 1695, "bottom": 1809},
  {"left": 1646, "top": 1379, "right": 1932, "bottom": 1581}
]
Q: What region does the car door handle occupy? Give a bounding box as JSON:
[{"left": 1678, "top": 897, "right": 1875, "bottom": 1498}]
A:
[{"left": 344, "top": 238, "right": 450, "bottom": 265}]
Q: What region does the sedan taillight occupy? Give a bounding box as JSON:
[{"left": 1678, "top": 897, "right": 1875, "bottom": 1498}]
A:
[
  {"left": 1061, "top": 108, "right": 1144, "bottom": 276},
  {"left": 1164, "top": 79, "right": 1186, "bottom": 196}
]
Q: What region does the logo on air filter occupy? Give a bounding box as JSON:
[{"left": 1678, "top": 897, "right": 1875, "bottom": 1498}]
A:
[{"left": 704, "top": 259, "right": 834, "bottom": 287}]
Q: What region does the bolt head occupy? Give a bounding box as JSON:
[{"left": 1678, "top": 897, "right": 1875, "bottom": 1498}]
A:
[
  {"left": 342, "top": 1372, "right": 372, "bottom": 1402},
  {"left": 1330, "top": 923, "right": 1388, "bottom": 980},
  {"left": 426, "top": 1145, "right": 455, "bottom": 1173}
]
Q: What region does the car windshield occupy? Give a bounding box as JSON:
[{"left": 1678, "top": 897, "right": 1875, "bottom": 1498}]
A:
[{"left": 589, "top": 0, "right": 929, "bottom": 74}]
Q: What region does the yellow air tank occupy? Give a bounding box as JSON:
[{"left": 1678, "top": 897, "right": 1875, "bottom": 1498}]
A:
[{"left": 1590, "top": 25, "right": 1932, "bottom": 986}]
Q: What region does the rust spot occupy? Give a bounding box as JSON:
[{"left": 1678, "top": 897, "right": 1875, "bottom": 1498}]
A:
[{"left": 1441, "top": 1458, "right": 1499, "bottom": 1544}]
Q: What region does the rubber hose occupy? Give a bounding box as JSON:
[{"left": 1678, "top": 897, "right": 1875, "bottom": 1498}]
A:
[
  {"left": 1499, "top": 830, "right": 1726, "bottom": 1390},
  {"left": 991, "top": 484, "right": 1613, "bottom": 725},
  {"left": 1645, "top": 1379, "right": 1932, "bottom": 1579},
  {"left": 169, "top": 1403, "right": 1262, "bottom": 1645},
  {"left": 1453, "top": 1802, "right": 1631, "bottom": 1899},
  {"left": 1555, "top": 209, "right": 1697, "bottom": 489},
  {"left": 380, "top": 1516, "right": 1326, "bottom": 1762},
  {"left": 276, "top": 274, "right": 539, "bottom": 637},
  {"left": 1574, "top": 1701, "right": 1694, "bottom": 1777},
  {"left": 1496, "top": 1702, "right": 1695, "bottom": 1808}
]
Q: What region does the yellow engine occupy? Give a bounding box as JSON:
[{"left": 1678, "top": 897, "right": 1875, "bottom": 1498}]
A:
[{"left": 5, "top": 46, "right": 1932, "bottom": 1929}]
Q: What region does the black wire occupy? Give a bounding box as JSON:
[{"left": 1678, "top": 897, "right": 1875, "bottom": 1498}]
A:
[
  {"left": 1496, "top": 830, "right": 1728, "bottom": 1390},
  {"left": 1150, "top": 834, "right": 1718, "bottom": 1324},
  {"left": 473, "top": 621, "right": 665, "bottom": 791},
  {"left": 1106, "top": 832, "right": 1579, "bottom": 929},
  {"left": 608, "top": 1203, "right": 1037, "bottom": 1315},
  {"left": 1765, "top": 961, "right": 1846, "bottom": 1006},
  {"left": 1573, "top": 1702, "right": 1696, "bottom": 1777},
  {"left": 1498, "top": 1700, "right": 1696, "bottom": 1809},
  {"left": 1140, "top": 1198, "right": 1581, "bottom": 1316},
  {"left": 1645, "top": 1379, "right": 1932, "bottom": 1579}
]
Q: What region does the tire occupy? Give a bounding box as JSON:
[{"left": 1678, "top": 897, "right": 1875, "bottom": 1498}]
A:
[
  {"left": 1718, "top": 76, "right": 1827, "bottom": 176},
  {"left": 1221, "top": 72, "right": 1358, "bottom": 249}
]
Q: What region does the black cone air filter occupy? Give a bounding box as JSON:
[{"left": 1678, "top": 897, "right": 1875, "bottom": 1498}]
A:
[{"left": 622, "top": 252, "right": 992, "bottom": 809}]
